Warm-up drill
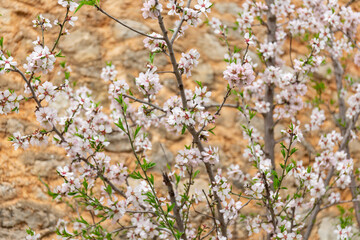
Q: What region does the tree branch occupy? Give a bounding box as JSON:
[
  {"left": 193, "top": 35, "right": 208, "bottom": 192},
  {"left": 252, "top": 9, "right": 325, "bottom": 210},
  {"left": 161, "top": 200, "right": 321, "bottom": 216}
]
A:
[{"left": 94, "top": 5, "right": 165, "bottom": 40}]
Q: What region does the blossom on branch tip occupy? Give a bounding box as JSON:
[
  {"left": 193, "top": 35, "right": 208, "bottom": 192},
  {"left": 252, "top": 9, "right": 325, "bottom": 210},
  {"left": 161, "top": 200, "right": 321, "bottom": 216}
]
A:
[
  {"left": 0, "top": 90, "right": 23, "bottom": 115},
  {"left": 38, "top": 81, "right": 57, "bottom": 103},
  {"left": 194, "top": 0, "right": 212, "bottom": 16},
  {"left": 24, "top": 45, "right": 56, "bottom": 74},
  {"left": 142, "top": 0, "right": 162, "bottom": 20},
  {"left": 201, "top": 146, "right": 219, "bottom": 164},
  {"left": 67, "top": 16, "right": 78, "bottom": 27},
  {"left": 183, "top": 8, "right": 201, "bottom": 27},
  {"left": 58, "top": 0, "right": 79, "bottom": 12},
  {"left": 32, "top": 14, "right": 52, "bottom": 30},
  {"left": 0, "top": 56, "right": 17, "bottom": 71},
  {"left": 167, "top": 0, "right": 184, "bottom": 16}
]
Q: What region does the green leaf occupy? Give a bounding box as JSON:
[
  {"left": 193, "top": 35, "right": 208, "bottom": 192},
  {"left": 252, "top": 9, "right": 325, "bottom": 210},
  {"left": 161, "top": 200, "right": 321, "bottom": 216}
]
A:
[
  {"left": 134, "top": 125, "right": 142, "bottom": 139},
  {"left": 105, "top": 184, "right": 112, "bottom": 196},
  {"left": 115, "top": 118, "right": 125, "bottom": 132},
  {"left": 149, "top": 52, "right": 155, "bottom": 64},
  {"left": 0, "top": 37, "right": 3, "bottom": 50},
  {"left": 64, "top": 71, "right": 70, "bottom": 79},
  {"left": 55, "top": 50, "right": 65, "bottom": 58},
  {"left": 181, "top": 125, "right": 186, "bottom": 135},
  {"left": 272, "top": 170, "right": 280, "bottom": 190},
  {"left": 129, "top": 171, "right": 143, "bottom": 179},
  {"left": 193, "top": 170, "right": 200, "bottom": 179},
  {"left": 286, "top": 164, "right": 294, "bottom": 174},
  {"left": 175, "top": 174, "right": 181, "bottom": 185},
  {"left": 234, "top": 45, "right": 241, "bottom": 53},
  {"left": 167, "top": 203, "right": 175, "bottom": 213},
  {"left": 290, "top": 148, "right": 298, "bottom": 156},
  {"left": 149, "top": 174, "right": 154, "bottom": 185},
  {"left": 195, "top": 80, "right": 202, "bottom": 88},
  {"left": 281, "top": 148, "right": 286, "bottom": 158},
  {"left": 83, "top": 178, "right": 88, "bottom": 190},
  {"left": 208, "top": 126, "right": 216, "bottom": 135},
  {"left": 26, "top": 227, "right": 35, "bottom": 236},
  {"left": 75, "top": 0, "right": 97, "bottom": 14}
]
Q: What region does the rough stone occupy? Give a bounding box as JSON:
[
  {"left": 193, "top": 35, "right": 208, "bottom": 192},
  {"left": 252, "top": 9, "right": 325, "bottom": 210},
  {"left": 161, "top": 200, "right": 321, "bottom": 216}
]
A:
[
  {"left": 2, "top": 118, "right": 25, "bottom": 134},
  {"left": 118, "top": 49, "right": 168, "bottom": 70},
  {"left": 162, "top": 78, "right": 178, "bottom": 93},
  {"left": 33, "top": 186, "right": 49, "bottom": 201},
  {"left": 31, "top": 160, "right": 63, "bottom": 177},
  {"left": 112, "top": 20, "right": 151, "bottom": 40},
  {"left": 0, "top": 182, "right": 17, "bottom": 201},
  {"left": 58, "top": 30, "right": 101, "bottom": 64},
  {"left": 0, "top": 229, "right": 27, "bottom": 240},
  {"left": 274, "top": 123, "right": 287, "bottom": 140},
  {"left": 214, "top": 2, "right": 242, "bottom": 15},
  {"left": 216, "top": 109, "right": 237, "bottom": 128},
  {"left": 159, "top": 127, "right": 184, "bottom": 141},
  {"left": 192, "top": 62, "right": 215, "bottom": 87},
  {"left": 318, "top": 217, "right": 337, "bottom": 240},
  {"left": 105, "top": 132, "right": 132, "bottom": 152},
  {"left": 151, "top": 143, "right": 173, "bottom": 171},
  {"left": 20, "top": 151, "right": 65, "bottom": 166},
  {"left": 0, "top": 7, "right": 11, "bottom": 25},
  {"left": 197, "top": 34, "right": 227, "bottom": 61},
  {"left": 0, "top": 200, "right": 60, "bottom": 229},
  {"left": 19, "top": 151, "right": 65, "bottom": 178}
]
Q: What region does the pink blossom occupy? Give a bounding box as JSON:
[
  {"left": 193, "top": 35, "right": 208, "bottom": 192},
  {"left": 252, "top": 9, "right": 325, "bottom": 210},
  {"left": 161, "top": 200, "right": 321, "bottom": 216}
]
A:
[
  {"left": 223, "top": 62, "right": 255, "bottom": 89},
  {"left": 58, "top": 0, "right": 79, "bottom": 12},
  {"left": 194, "top": 0, "right": 212, "bottom": 16},
  {"left": 141, "top": 0, "right": 162, "bottom": 20}
]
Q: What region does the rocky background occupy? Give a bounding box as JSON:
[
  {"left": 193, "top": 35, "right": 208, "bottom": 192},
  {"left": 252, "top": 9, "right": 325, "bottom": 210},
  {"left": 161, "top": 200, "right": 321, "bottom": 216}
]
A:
[{"left": 0, "top": 0, "right": 359, "bottom": 239}]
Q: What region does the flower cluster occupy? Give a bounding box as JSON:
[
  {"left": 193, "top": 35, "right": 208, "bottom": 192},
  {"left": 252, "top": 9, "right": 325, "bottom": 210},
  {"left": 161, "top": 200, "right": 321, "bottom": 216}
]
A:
[
  {"left": 194, "top": 0, "right": 212, "bottom": 16},
  {"left": 0, "top": 54, "right": 17, "bottom": 71},
  {"left": 24, "top": 45, "right": 56, "bottom": 74},
  {"left": 141, "top": 0, "right": 163, "bottom": 19},
  {"left": 58, "top": 0, "right": 79, "bottom": 11},
  {"left": 223, "top": 62, "right": 255, "bottom": 89},
  {"left": 167, "top": 0, "right": 183, "bottom": 16},
  {"left": 32, "top": 14, "right": 52, "bottom": 30},
  {"left": 101, "top": 64, "right": 118, "bottom": 82},
  {"left": 2, "top": 0, "right": 360, "bottom": 239},
  {"left": 176, "top": 147, "right": 201, "bottom": 168},
  {"left": 0, "top": 90, "right": 23, "bottom": 114},
  {"left": 143, "top": 33, "right": 167, "bottom": 52},
  {"left": 178, "top": 49, "right": 200, "bottom": 77},
  {"left": 135, "top": 67, "right": 162, "bottom": 96}
]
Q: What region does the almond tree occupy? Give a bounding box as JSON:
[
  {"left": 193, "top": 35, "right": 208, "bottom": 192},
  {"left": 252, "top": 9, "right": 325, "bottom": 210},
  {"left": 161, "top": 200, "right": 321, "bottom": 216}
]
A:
[{"left": 1, "top": 0, "right": 359, "bottom": 239}]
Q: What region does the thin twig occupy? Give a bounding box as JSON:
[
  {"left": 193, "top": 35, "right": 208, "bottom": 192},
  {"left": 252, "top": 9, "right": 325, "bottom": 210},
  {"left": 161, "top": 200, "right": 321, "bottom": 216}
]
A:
[
  {"left": 170, "top": 0, "right": 192, "bottom": 44},
  {"left": 122, "top": 93, "right": 166, "bottom": 112},
  {"left": 95, "top": 5, "right": 164, "bottom": 40}
]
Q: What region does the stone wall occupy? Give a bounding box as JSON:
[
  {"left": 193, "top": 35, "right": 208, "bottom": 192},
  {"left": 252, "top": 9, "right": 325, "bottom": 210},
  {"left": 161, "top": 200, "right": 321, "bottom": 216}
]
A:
[{"left": 0, "top": 0, "right": 359, "bottom": 239}]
